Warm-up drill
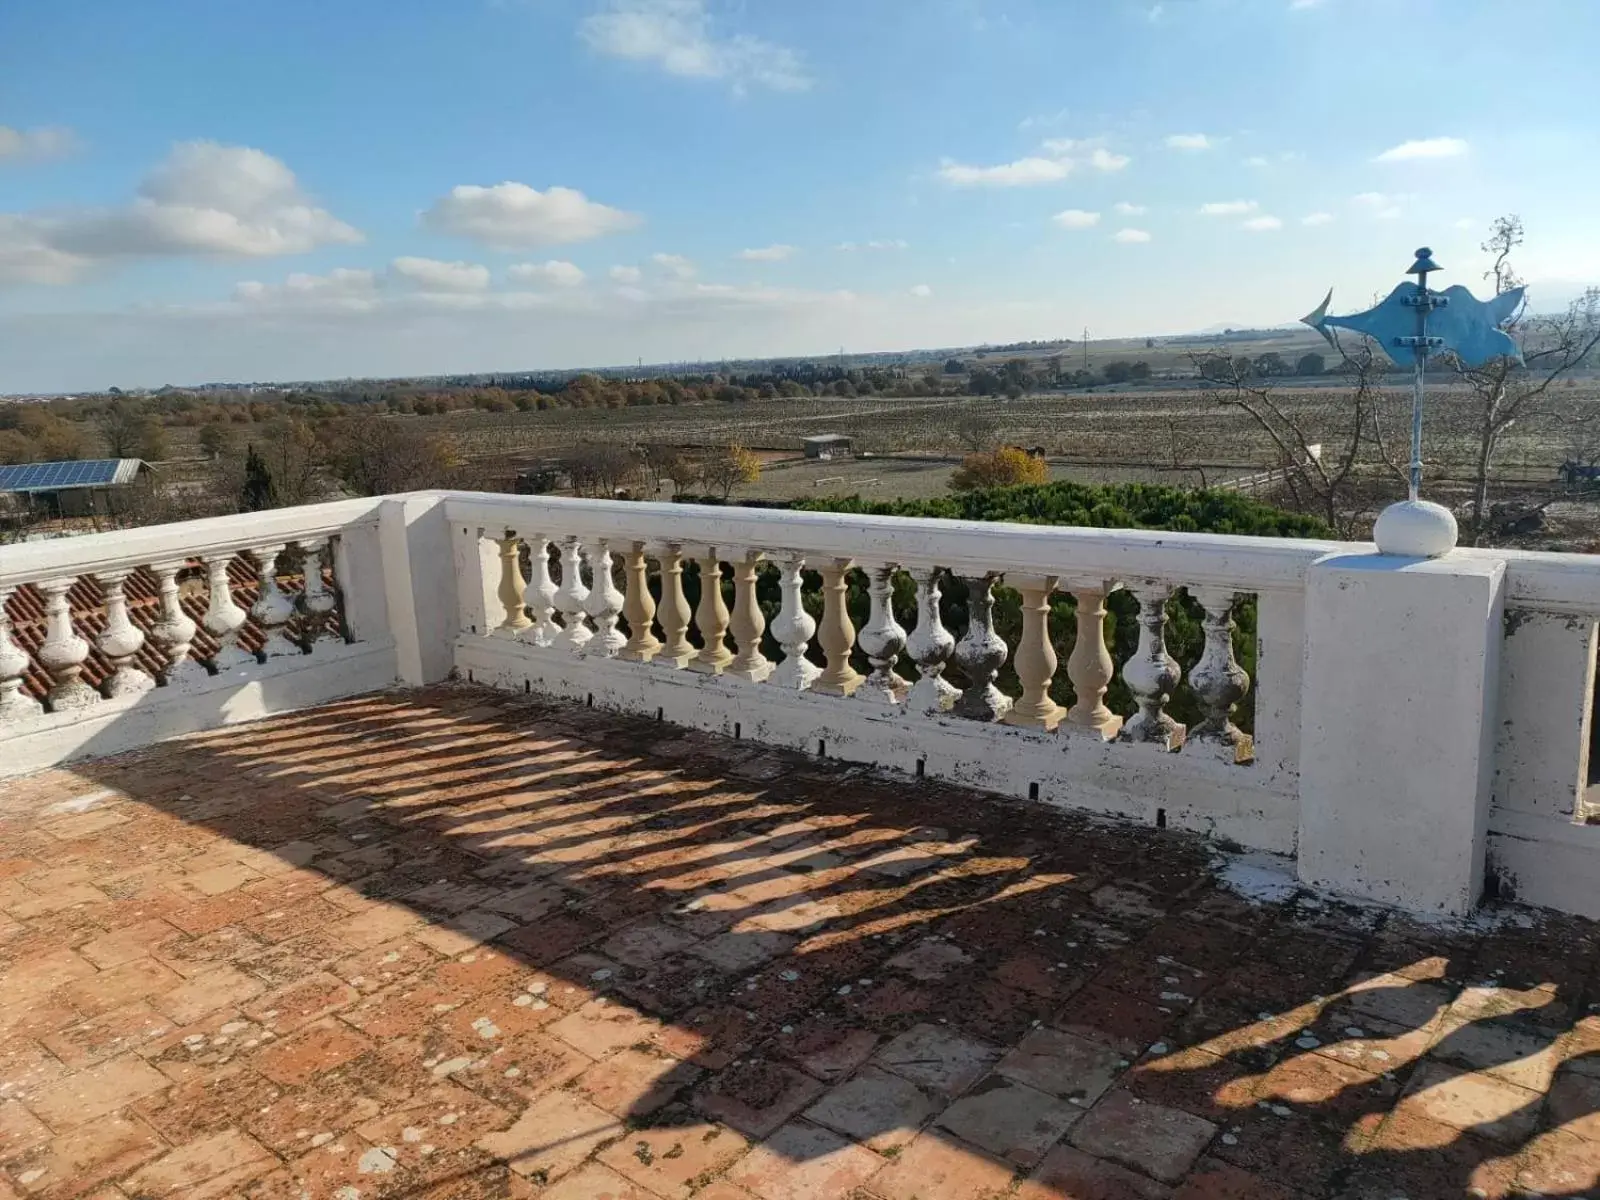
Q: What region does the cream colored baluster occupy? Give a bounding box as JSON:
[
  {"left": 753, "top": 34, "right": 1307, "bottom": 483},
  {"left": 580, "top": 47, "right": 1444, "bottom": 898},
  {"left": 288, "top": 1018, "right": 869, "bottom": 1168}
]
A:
[
  {"left": 38, "top": 578, "right": 96, "bottom": 711},
  {"left": 583, "top": 541, "right": 627, "bottom": 657},
  {"left": 619, "top": 542, "right": 662, "bottom": 663},
  {"left": 148, "top": 560, "right": 206, "bottom": 686},
  {"left": 952, "top": 573, "right": 1010, "bottom": 721},
  {"left": 1063, "top": 583, "right": 1123, "bottom": 740},
  {"left": 250, "top": 545, "right": 300, "bottom": 658},
  {"left": 1119, "top": 581, "right": 1184, "bottom": 750},
  {"left": 553, "top": 538, "right": 593, "bottom": 651},
  {"left": 0, "top": 586, "right": 43, "bottom": 720},
  {"left": 812, "top": 559, "right": 862, "bottom": 697},
  {"left": 297, "top": 539, "right": 339, "bottom": 644},
  {"left": 904, "top": 567, "right": 957, "bottom": 714},
  {"left": 1189, "top": 586, "right": 1253, "bottom": 763},
  {"left": 494, "top": 531, "right": 532, "bottom": 636},
  {"left": 690, "top": 551, "right": 734, "bottom": 675},
  {"left": 726, "top": 551, "right": 772, "bottom": 682},
  {"left": 525, "top": 536, "right": 560, "bottom": 647},
  {"left": 203, "top": 553, "right": 252, "bottom": 669},
  {"left": 1004, "top": 574, "right": 1063, "bottom": 729},
  {"left": 654, "top": 544, "right": 695, "bottom": 668},
  {"left": 856, "top": 563, "right": 908, "bottom": 703},
  {"left": 768, "top": 556, "right": 818, "bottom": 690},
  {"left": 94, "top": 570, "right": 155, "bottom": 698}
]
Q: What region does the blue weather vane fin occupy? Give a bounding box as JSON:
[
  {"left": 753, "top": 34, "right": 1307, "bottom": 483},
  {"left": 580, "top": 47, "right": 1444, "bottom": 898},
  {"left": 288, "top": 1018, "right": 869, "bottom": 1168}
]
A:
[{"left": 1301, "top": 270, "right": 1526, "bottom": 368}]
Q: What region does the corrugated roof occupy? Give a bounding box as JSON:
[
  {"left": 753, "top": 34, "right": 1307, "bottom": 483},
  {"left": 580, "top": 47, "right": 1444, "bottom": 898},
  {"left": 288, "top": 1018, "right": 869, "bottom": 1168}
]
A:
[{"left": 0, "top": 459, "right": 151, "bottom": 493}]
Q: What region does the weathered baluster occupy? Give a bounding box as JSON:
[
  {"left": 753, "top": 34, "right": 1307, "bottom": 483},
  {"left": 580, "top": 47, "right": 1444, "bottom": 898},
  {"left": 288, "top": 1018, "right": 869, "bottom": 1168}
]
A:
[
  {"left": 768, "top": 556, "right": 819, "bottom": 691},
  {"left": 94, "top": 570, "right": 155, "bottom": 698},
  {"left": 857, "top": 564, "right": 908, "bottom": 703},
  {"left": 525, "top": 536, "right": 560, "bottom": 647},
  {"left": 726, "top": 551, "right": 772, "bottom": 682},
  {"left": 953, "top": 573, "right": 1011, "bottom": 721},
  {"left": 813, "top": 559, "right": 863, "bottom": 697},
  {"left": 654, "top": 544, "right": 695, "bottom": 668},
  {"left": 0, "top": 586, "right": 43, "bottom": 720},
  {"left": 250, "top": 545, "right": 300, "bottom": 659},
  {"left": 619, "top": 543, "right": 662, "bottom": 663},
  {"left": 583, "top": 541, "right": 627, "bottom": 657},
  {"left": 1119, "top": 581, "right": 1185, "bottom": 750},
  {"left": 202, "top": 554, "right": 252, "bottom": 670},
  {"left": 1063, "top": 583, "right": 1122, "bottom": 740},
  {"left": 38, "top": 578, "right": 96, "bottom": 711},
  {"left": 905, "top": 567, "right": 957, "bottom": 714},
  {"left": 690, "top": 551, "right": 734, "bottom": 675},
  {"left": 297, "top": 539, "right": 339, "bottom": 645},
  {"left": 494, "top": 532, "right": 532, "bottom": 636},
  {"left": 1005, "top": 575, "right": 1063, "bottom": 729},
  {"left": 148, "top": 560, "right": 206, "bottom": 686},
  {"left": 1189, "top": 587, "right": 1252, "bottom": 763},
  {"left": 553, "top": 538, "right": 592, "bottom": 651}
]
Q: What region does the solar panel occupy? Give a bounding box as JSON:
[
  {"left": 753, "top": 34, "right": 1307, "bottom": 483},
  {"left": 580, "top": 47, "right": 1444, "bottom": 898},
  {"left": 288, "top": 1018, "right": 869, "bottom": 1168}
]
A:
[{"left": 0, "top": 460, "right": 127, "bottom": 493}]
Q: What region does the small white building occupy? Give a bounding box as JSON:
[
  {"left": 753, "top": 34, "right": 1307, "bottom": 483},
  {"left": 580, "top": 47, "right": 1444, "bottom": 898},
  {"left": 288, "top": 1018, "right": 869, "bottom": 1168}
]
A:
[{"left": 802, "top": 434, "right": 853, "bottom": 461}]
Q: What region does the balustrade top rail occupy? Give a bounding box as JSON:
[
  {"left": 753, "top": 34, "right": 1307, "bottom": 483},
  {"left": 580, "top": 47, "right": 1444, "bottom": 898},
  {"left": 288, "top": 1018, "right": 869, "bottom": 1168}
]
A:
[{"left": 441, "top": 492, "right": 1353, "bottom": 593}]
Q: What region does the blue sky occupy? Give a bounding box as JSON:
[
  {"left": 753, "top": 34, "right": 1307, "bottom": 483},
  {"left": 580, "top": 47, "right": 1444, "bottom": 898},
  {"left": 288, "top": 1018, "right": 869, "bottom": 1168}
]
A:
[{"left": 2, "top": 0, "right": 1596, "bottom": 391}]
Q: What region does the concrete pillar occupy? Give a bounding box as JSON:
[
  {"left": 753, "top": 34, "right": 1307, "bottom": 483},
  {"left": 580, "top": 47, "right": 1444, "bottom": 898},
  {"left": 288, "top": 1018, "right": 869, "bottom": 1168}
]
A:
[
  {"left": 379, "top": 494, "right": 459, "bottom": 686},
  {"left": 1297, "top": 552, "right": 1506, "bottom": 915}
]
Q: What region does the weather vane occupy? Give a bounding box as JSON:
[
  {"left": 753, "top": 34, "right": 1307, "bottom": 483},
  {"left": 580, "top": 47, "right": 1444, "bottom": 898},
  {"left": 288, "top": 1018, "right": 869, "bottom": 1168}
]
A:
[{"left": 1302, "top": 247, "right": 1524, "bottom": 556}]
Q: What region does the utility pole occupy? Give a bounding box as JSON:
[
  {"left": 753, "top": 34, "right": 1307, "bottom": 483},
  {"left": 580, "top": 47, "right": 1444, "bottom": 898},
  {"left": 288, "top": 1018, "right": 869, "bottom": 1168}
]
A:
[{"left": 1082, "top": 328, "right": 1090, "bottom": 374}]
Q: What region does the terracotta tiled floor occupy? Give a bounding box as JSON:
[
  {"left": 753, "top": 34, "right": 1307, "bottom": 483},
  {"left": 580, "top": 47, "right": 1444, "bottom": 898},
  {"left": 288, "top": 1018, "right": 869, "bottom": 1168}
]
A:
[{"left": 1, "top": 686, "right": 1598, "bottom": 1199}]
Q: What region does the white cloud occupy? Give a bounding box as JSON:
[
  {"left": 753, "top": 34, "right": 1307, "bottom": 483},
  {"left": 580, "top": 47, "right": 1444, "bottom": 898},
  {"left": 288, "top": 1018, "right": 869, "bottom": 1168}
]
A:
[
  {"left": 1039, "top": 138, "right": 1079, "bottom": 155},
  {"left": 1088, "top": 147, "right": 1131, "bottom": 172},
  {"left": 508, "top": 259, "right": 586, "bottom": 287},
  {"left": 1241, "top": 215, "right": 1283, "bottom": 232},
  {"left": 1244, "top": 155, "right": 1270, "bottom": 168},
  {"left": 1113, "top": 228, "right": 1152, "bottom": 244},
  {"left": 233, "top": 268, "right": 380, "bottom": 310},
  {"left": 1374, "top": 136, "right": 1469, "bottom": 163},
  {"left": 938, "top": 155, "right": 1072, "bottom": 187},
  {"left": 421, "top": 182, "right": 639, "bottom": 250},
  {"left": 739, "top": 243, "right": 796, "bottom": 262},
  {"left": 1113, "top": 201, "right": 1147, "bottom": 216},
  {"left": 1165, "top": 133, "right": 1212, "bottom": 151},
  {"left": 1199, "top": 200, "right": 1258, "bottom": 216},
  {"left": 610, "top": 265, "right": 643, "bottom": 284},
  {"left": 1453, "top": 216, "right": 1477, "bottom": 231},
  {"left": 1289, "top": 0, "right": 1326, "bottom": 9},
  {"left": 909, "top": 283, "right": 933, "bottom": 297},
  {"left": 1051, "top": 209, "right": 1101, "bottom": 230},
  {"left": 0, "top": 125, "right": 76, "bottom": 163},
  {"left": 652, "top": 251, "right": 696, "bottom": 278},
  {"left": 389, "top": 256, "right": 490, "bottom": 292},
  {"left": 0, "top": 141, "right": 360, "bottom": 285},
  {"left": 579, "top": 0, "right": 811, "bottom": 93},
  {"left": 837, "top": 239, "right": 907, "bottom": 251},
  {"left": 1351, "top": 191, "right": 1404, "bottom": 219},
  {"left": 1301, "top": 212, "right": 1335, "bottom": 226}
]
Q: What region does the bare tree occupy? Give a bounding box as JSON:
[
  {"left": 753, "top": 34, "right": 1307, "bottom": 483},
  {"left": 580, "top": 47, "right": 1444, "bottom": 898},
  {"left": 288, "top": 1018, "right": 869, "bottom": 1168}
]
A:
[
  {"left": 329, "top": 412, "right": 456, "bottom": 497},
  {"left": 953, "top": 406, "right": 1001, "bottom": 452},
  {"left": 564, "top": 442, "right": 639, "bottom": 498},
  {"left": 637, "top": 444, "right": 688, "bottom": 496}
]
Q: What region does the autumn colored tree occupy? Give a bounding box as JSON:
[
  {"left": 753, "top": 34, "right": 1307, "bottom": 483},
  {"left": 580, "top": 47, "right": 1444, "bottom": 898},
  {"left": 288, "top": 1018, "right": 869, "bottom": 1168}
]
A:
[
  {"left": 700, "top": 444, "right": 761, "bottom": 500},
  {"left": 949, "top": 446, "right": 1049, "bottom": 492}
]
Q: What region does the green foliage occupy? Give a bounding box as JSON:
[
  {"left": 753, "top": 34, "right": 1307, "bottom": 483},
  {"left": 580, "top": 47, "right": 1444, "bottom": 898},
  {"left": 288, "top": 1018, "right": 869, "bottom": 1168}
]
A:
[{"left": 240, "top": 445, "right": 275, "bottom": 511}]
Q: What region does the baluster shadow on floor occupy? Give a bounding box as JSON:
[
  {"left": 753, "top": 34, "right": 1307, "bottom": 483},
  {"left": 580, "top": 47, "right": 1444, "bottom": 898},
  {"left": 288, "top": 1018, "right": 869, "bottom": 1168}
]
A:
[{"left": 0, "top": 683, "right": 1597, "bottom": 1198}]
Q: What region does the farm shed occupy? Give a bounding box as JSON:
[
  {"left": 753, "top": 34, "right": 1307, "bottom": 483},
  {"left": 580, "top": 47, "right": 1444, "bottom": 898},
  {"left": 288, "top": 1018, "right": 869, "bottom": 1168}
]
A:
[
  {"left": 802, "top": 434, "right": 853, "bottom": 460},
  {"left": 0, "top": 458, "right": 153, "bottom": 519}
]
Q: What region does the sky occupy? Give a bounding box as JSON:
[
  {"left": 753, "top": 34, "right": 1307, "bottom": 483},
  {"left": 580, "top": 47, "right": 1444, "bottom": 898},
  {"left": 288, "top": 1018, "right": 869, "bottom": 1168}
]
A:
[{"left": 2, "top": 0, "right": 1597, "bottom": 393}]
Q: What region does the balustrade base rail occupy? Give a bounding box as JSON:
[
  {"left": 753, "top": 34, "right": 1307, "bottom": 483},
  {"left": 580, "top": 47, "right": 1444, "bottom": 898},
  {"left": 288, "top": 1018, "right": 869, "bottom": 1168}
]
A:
[{"left": 456, "top": 635, "right": 1299, "bottom": 856}]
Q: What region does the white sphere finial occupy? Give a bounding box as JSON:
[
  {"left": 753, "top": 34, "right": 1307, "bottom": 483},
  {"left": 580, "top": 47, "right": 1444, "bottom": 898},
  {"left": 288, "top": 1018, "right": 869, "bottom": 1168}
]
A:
[{"left": 1373, "top": 499, "right": 1458, "bottom": 557}]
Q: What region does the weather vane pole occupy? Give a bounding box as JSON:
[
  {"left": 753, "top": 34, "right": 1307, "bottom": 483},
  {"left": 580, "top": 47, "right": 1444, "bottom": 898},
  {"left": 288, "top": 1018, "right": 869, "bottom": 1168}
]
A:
[{"left": 1302, "top": 245, "right": 1525, "bottom": 557}]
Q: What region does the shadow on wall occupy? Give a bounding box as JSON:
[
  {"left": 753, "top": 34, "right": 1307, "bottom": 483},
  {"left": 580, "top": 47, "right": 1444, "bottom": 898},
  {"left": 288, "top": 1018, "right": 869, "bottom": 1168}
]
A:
[{"left": 3, "top": 685, "right": 1597, "bottom": 1196}]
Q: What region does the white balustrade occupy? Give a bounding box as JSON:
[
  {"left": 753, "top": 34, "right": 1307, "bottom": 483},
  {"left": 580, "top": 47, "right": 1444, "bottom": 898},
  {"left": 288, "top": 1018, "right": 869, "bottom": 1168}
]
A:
[
  {"left": 148, "top": 560, "right": 206, "bottom": 687},
  {"left": 203, "top": 554, "right": 253, "bottom": 669},
  {"left": 250, "top": 545, "right": 301, "bottom": 659},
  {"left": 856, "top": 564, "right": 908, "bottom": 704},
  {"left": 582, "top": 541, "right": 627, "bottom": 657},
  {"left": 0, "top": 587, "right": 42, "bottom": 721},
  {"left": 525, "top": 536, "right": 561, "bottom": 648},
  {"left": 93, "top": 570, "right": 155, "bottom": 698},
  {"left": 905, "top": 568, "right": 957, "bottom": 714},
  {"left": 769, "top": 556, "right": 819, "bottom": 691},
  {"left": 37, "top": 579, "right": 96, "bottom": 711},
  {"left": 1188, "top": 587, "right": 1251, "bottom": 762},
  {"left": 297, "top": 539, "right": 340, "bottom": 644},
  {"left": 553, "top": 538, "right": 593, "bottom": 651},
  {"left": 1119, "top": 581, "right": 1184, "bottom": 750},
  {"left": 952, "top": 573, "right": 1010, "bottom": 721}
]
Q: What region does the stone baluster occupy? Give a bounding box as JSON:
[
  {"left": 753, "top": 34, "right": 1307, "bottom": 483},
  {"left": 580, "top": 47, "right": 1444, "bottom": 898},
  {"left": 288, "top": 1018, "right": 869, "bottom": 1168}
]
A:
[
  {"left": 768, "top": 556, "right": 819, "bottom": 691},
  {"left": 525, "top": 537, "right": 561, "bottom": 647},
  {"left": 148, "top": 560, "right": 206, "bottom": 687},
  {"left": 726, "top": 551, "right": 772, "bottom": 682},
  {"left": 250, "top": 545, "right": 300, "bottom": 659},
  {"left": 952, "top": 573, "right": 1011, "bottom": 721},
  {"left": 619, "top": 543, "right": 662, "bottom": 663},
  {"left": 582, "top": 541, "right": 627, "bottom": 657},
  {"left": 1189, "top": 587, "right": 1252, "bottom": 762},
  {"left": 1063, "top": 584, "right": 1122, "bottom": 740},
  {"left": 813, "top": 559, "right": 863, "bottom": 697},
  {"left": 553, "top": 538, "right": 593, "bottom": 651},
  {"left": 37, "top": 578, "right": 96, "bottom": 711},
  {"left": 0, "top": 586, "right": 43, "bottom": 720},
  {"left": 1119, "top": 581, "right": 1184, "bottom": 750},
  {"left": 494, "top": 532, "right": 532, "bottom": 636},
  {"left": 856, "top": 564, "right": 908, "bottom": 703},
  {"left": 654, "top": 545, "right": 695, "bottom": 668},
  {"left": 297, "top": 539, "right": 339, "bottom": 644},
  {"left": 94, "top": 570, "right": 155, "bottom": 698},
  {"left": 904, "top": 567, "right": 957, "bottom": 714},
  {"left": 202, "top": 554, "right": 252, "bottom": 670},
  {"left": 1004, "top": 575, "right": 1063, "bottom": 729},
  {"left": 690, "top": 551, "right": 734, "bottom": 675}
]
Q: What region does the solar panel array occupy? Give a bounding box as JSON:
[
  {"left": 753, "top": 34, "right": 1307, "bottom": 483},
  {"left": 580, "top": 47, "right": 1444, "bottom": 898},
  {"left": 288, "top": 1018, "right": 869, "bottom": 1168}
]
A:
[{"left": 0, "top": 460, "right": 126, "bottom": 493}]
